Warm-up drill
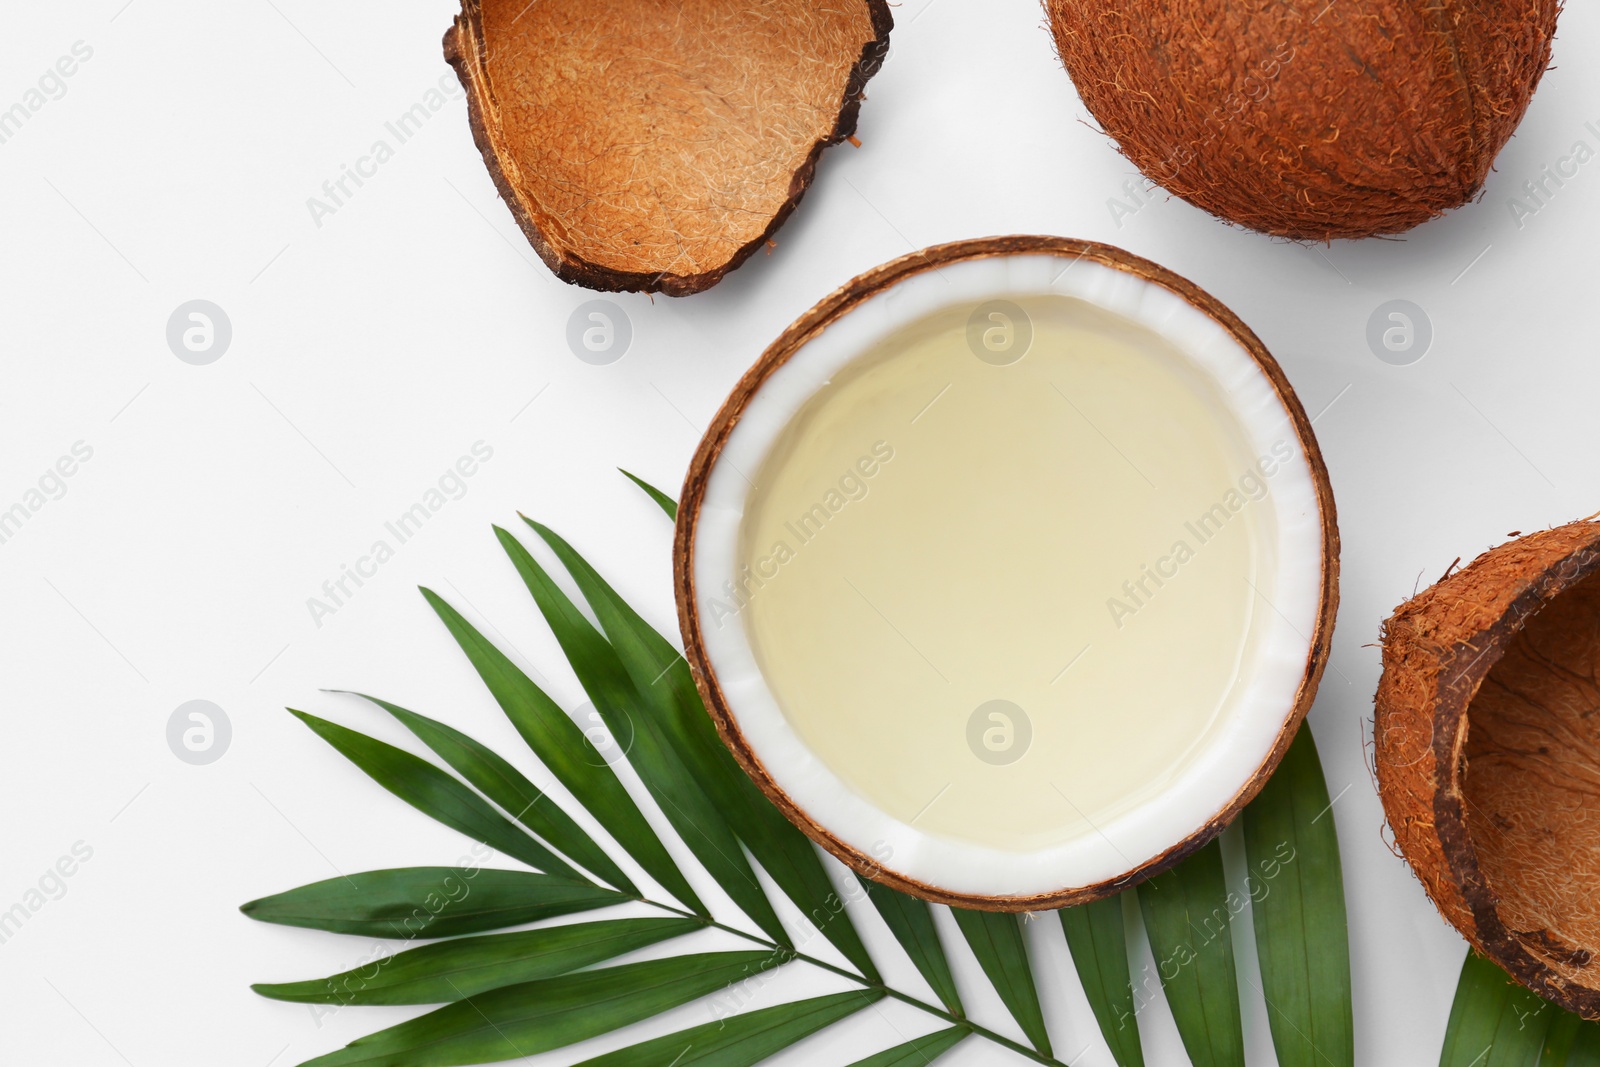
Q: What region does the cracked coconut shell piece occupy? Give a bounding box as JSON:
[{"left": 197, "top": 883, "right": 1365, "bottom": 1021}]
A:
[
  {"left": 443, "top": 0, "right": 892, "bottom": 295},
  {"left": 1376, "top": 520, "right": 1600, "bottom": 1017},
  {"left": 1046, "top": 0, "right": 1563, "bottom": 240}
]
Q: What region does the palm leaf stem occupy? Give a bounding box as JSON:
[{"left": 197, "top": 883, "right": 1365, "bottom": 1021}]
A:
[{"left": 637, "top": 896, "right": 1072, "bottom": 1067}]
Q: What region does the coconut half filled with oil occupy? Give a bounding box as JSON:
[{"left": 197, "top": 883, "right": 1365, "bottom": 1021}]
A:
[{"left": 677, "top": 239, "right": 1335, "bottom": 908}]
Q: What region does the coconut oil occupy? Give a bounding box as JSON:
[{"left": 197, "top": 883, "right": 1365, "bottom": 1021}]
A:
[{"left": 735, "top": 295, "right": 1277, "bottom": 852}]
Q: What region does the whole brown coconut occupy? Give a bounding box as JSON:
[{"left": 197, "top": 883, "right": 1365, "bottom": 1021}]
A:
[
  {"left": 444, "top": 0, "right": 892, "bottom": 295},
  {"left": 1046, "top": 0, "right": 1563, "bottom": 240},
  {"left": 1376, "top": 520, "right": 1600, "bottom": 1017}
]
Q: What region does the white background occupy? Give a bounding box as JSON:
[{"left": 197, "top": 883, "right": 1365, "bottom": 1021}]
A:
[{"left": 1, "top": 1, "right": 1595, "bottom": 1064}]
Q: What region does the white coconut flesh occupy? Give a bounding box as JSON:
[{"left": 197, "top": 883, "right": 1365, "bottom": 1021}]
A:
[{"left": 690, "top": 253, "right": 1324, "bottom": 900}]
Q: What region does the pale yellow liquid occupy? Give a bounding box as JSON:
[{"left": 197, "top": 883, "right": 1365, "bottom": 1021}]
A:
[{"left": 736, "top": 296, "right": 1266, "bottom": 851}]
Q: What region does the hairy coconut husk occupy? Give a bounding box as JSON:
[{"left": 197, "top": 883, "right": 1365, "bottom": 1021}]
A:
[
  {"left": 444, "top": 0, "right": 891, "bottom": 295},
  {"left": 1377, "top": 520, "right": 1600, "bottom": 1016},
  {"left": 1045, "top": 0, "right": 1563, "bottom": 240},
  {"left": 674, "top": 236, "right": 1341, "bottom": 910}
]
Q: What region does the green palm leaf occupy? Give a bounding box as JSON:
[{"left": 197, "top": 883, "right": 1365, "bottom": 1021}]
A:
[
  {"left": 1241, "top": 724, "right": 1353, "bottom": 1067},
  {"left": 252, "top": 917, "right": 701, "bottom": 1004},
  {"left": 287, "top": 709, "right": 584, "bottom": 881},
  {"left": 297, "top": 951, "right": 781, "bottom": 1067},
  {"left": 619, "top": 468, "right": 677, "bottom": 520},
  {"left": 241, "top": 868, "right": 622, "bottom": 938},
  {"left": 1060, "top": 895, "right": 1143, "bottom": 1067},
  {"left": 951, "top": 908, "right": 1053, "bottom": 1057},
  {"left": 495, "top": 525, "right": 790, "bottom": 947},
  {"left": 1137, "top": 840, "right": 1245, "bottom": 1067},
  {"left": 857, "top": 875, "right": 964, "bottom": 1015},
  {"left": 354, "top": 693, "right": 636, "bottom": 893},
  {"left": 1542, "top": 1012, "right": 1600, "bottom": 1065},
  {"left": 610, "top": 471, "right": 900, "bottom": 986},
  {"left": 526, "top": 517, "right": 880, "bottom": 981},
  {"left": 845, "top": 1027, "right": 971, "bottom": 1066},
  {"left": 1544, "top": 1015, "right": 1580, "bottom": 1066},
  {"left": 1440, "top": 954, "right": 1556, "bottom": 1067},
  {"left": 572, "top": 991, "right": 882, "bottom": 1067},
  {"left": 248, "top": 472, "right": 1360, "bottom": 1067},
  {"left": 423, "top": 587, "right": 705, "bottom": 914}
]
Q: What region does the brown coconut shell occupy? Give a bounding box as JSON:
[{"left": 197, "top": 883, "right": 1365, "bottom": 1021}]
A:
[
  {"left": 673, "top": 235, "right": 1341, "bottom": 910},
  {"left": 443, "top": 0, "right": 891, "bottom": 296},
  {"left": 1045, "top": 0, "right": 1563, "bottom": 240},
  {"left": 1376, "top": 520, "right": 1600, "bottom": 1016}
]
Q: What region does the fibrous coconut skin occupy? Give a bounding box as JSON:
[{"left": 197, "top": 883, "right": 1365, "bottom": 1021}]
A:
[
  {"left": 674, "top": 236, "right": 1341, "bottom": 911},
  {"left": 1045, "top": 0, "right": 1563, "bottom": 240},
  {"left": 1376, "top": 521, "right": 1600, "bottom": 1017},
  {"left": 444, "top": 0, "right": 891, "bottom": 295}
]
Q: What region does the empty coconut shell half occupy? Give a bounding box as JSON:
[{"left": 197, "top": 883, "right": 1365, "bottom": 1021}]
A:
[
  {"left": 1046, "top": 0, "right": 1562, "bottom": 240},
  {"left": 1376, "top": 520, "right": 1600, "bottom": 1016},
  {"left": 443, "top": 0, "right": 892, "bottom": 295}
]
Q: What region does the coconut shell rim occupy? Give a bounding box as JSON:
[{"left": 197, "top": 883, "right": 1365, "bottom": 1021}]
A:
[
  {"left": 671, "top": 234, "right": 1341, "bottom": 911},
  {"left": 1376, "top": 522, "right": 1600, "bottom": 1017},
  {"left": 442, "top": 0, "right": 894, "bottom": 297}
]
